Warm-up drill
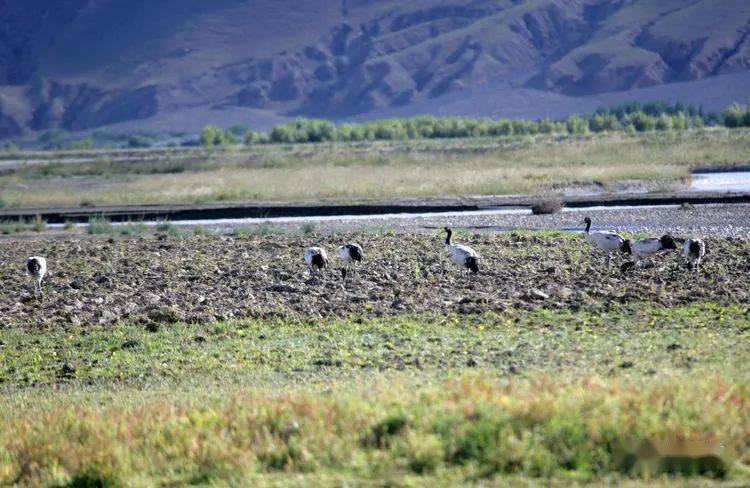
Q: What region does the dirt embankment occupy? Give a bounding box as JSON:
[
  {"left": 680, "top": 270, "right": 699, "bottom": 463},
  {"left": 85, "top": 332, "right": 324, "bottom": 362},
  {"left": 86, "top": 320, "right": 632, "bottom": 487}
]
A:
[{"left": 1, "top": 233, "right": 749, "bottom": 329}]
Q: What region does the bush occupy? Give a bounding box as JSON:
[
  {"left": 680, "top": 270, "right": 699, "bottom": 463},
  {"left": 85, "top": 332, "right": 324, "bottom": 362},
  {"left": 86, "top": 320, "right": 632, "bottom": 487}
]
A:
[
  {"left": 566, "top": 116, "right": 588, "bottom": 135},
  {"left": 655, "top": 114, "right": 672, "bottom": 131},
  {"left": 200, "top": 125, "right": 237, "bottom": 147},
  {"left": 723, "top": 103, "right": 746, "bottom": 128},
  {"left": 87, "top": 217, "right": 113, "bottom": 235}
]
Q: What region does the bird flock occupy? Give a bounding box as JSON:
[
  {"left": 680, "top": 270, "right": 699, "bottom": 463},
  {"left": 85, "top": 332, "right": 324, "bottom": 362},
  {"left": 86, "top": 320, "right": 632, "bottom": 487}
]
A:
[
  {"left": 581, "top": 217, "right": 705, "bottom": 273},
  {"left": 20, "top": 219, "right": 705, "bottom": 299}
]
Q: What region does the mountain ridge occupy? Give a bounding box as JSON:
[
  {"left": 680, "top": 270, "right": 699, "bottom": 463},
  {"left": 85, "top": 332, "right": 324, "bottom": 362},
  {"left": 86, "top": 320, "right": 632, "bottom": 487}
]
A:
[{"left": 0, "top": 0, "right": 748, "bottom": 138}]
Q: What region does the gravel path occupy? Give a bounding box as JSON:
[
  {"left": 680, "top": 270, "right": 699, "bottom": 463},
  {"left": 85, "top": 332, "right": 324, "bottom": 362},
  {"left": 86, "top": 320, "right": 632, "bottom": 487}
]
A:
[{"left": 195, "top": 203, "right": 750, "bottom": 238}]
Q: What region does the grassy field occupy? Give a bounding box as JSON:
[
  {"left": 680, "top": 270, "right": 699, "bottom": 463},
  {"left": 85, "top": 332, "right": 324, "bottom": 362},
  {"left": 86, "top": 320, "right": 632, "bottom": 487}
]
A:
[
  {"left": 1, "top": 228, "right": 749, "bottom": 485},
  {"left": 1, "top": 129, "right": 749, "bottom": 208},
  {"left": 1, "top": 304, "right": 749, "bottom": 485}
]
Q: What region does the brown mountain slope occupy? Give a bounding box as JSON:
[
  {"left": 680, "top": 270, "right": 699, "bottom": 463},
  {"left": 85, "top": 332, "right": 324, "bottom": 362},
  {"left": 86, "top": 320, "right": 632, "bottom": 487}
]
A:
[{"left": 0, "top": 0, "right": 748, "bottom": 137}]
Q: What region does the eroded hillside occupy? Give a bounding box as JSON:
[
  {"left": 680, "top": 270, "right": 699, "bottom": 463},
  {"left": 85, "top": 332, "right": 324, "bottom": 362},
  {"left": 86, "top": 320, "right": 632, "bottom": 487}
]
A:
[{"left": 0, "top": 0, "right": 748, "bottom": 136}]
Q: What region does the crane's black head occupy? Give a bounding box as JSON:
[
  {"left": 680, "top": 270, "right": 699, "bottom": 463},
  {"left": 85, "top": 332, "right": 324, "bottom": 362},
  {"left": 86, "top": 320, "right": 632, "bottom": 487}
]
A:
[
  {"left": 620, "top": 261, "right": 636, "bottom": 273},
  {"left": 660, "top": 234, "right": 678, "bottom": 250},
  {"left": 443, "top": 227, "right": 452, "bottom": 245},
  {"left": 465, "top": 256, "right": 479, "bottom": 275},
  {"left": 620, "top": 239, "right": 632, "bottom": 255}
]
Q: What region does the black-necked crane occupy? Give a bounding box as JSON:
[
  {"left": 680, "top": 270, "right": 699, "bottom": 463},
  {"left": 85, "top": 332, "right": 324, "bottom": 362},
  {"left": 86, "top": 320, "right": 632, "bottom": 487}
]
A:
[
  {"left": 338, "top": 243, "right": 364, "bottom": 281},
  {"left": 682, "top": 238, "right": 706, "bottom": 272},
  {"left": 304, "top": 247, "right": 328, "bottom": 275},
  {"left": 25, "top": 256, "right": 47, "bottom": 299},
  {"left": 621, "top": 234, "right": 678, "bottom": 271},
  {"left": 443, "top": 227, "right": 479, "bottom": 282},
  {"left": 580, "top": 217, "right": 631, "bottom": 267}
]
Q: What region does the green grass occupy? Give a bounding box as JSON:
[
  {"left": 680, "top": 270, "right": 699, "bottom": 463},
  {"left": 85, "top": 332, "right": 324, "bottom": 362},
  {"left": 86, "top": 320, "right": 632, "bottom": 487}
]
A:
[
  {"left": 0, "top": 216, "right": 47, "bottom": 235},
  {"left": 1, "top": 303, "right": 748, "bottom": 389},
  {"left": 1, "top": 129, "right": 749, "bottom": 208},
  {"left": 1, "top": 303, "right": 749, "bottom": 484}
]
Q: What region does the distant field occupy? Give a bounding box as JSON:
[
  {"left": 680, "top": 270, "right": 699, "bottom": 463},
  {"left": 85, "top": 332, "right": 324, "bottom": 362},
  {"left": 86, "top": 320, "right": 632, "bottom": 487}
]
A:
[{"left": 1, "top": 128, "right": 749, "bottom": 208}]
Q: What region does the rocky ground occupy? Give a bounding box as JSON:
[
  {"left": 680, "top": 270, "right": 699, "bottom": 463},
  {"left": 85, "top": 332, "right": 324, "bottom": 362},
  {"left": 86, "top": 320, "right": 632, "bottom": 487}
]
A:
[
  {"left": 184, "top": 203, "right": 750, "bottom": 238},
  {"left": 2, "top": 229, "right": 749, "bottom": 329}
]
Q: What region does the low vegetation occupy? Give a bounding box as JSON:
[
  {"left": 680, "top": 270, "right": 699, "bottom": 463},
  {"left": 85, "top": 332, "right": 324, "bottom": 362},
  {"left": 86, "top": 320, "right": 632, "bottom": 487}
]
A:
[
  {"left": 0, "top": 216, "right": 46, "bottom": 235},
  {"left": 1, "top": 303, "right": 749, "bottom": 485}
]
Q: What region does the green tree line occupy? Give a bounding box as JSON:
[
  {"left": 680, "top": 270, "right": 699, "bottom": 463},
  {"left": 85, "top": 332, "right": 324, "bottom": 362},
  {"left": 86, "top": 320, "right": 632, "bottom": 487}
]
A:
[
  {"left": 211, "top": 101, "right": 747, "bottom": 147},
  {"left": 4, "top": 101, "right": 750, "bottom": 151}
]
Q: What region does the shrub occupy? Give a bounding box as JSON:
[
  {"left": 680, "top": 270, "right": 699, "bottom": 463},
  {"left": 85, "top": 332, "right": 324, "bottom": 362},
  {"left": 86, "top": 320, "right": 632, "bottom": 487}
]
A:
[
  {"left": 200, "top": 125, "right": 237, "bottom": 147},
  {"left": 566, "top": 116, "right": 588, "bottom": 135},
  {"left": 87, "top": 217, "right": 113, "bottom": 235},
  {"left": 655, "top": 114, "right": 672, "bottom": 131},
  {"left": 723, "top": 103, "right": 746, "bottom": 128}
]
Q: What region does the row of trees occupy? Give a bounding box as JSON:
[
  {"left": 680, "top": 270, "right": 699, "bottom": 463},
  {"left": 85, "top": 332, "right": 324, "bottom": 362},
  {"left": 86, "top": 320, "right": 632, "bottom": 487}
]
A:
[
  {"left": 3, "top": 101, "right": 746, "bottom": 151},
  {"left": 231, "top": 102, "right": 712, "bottom": 146}
]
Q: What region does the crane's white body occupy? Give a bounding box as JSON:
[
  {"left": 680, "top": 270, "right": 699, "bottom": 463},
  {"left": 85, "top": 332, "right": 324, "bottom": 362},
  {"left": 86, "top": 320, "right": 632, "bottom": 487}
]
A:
[
  {"left": 631, "top": 237, "right": 668, "bottom": 261},
  {"left": 446, "top": 243, "right": 478, "bottom": 268},
  {"left": 581, "top": 218, "right": 629, "bottom": 267},
  {"left": 585, "top": 231, "right": 627, "bottom": 252},
  {"left": 25, "top": 256, "right": 47, "bottom": 298}
]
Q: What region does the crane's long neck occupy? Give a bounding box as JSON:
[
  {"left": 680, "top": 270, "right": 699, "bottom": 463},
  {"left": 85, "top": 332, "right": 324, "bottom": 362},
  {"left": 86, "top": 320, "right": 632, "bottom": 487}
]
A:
[
  {"left": 584, "top": 220, "right": 591, "bottom": 233},
  {"left": 445, "top": 230, "right": 452, "bottom": 246}
]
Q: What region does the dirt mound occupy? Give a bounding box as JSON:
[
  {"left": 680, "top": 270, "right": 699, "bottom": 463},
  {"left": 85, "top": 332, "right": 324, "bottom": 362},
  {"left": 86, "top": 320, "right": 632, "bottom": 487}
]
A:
[{"left": 1, "top": 233, "right": 748, "bottom": 328}]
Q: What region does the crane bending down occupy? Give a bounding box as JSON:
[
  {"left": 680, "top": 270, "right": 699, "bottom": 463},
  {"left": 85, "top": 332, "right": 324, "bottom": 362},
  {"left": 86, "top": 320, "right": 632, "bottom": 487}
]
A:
[{"left": 26, "top": 256, "right": 47, "bottom": 299}]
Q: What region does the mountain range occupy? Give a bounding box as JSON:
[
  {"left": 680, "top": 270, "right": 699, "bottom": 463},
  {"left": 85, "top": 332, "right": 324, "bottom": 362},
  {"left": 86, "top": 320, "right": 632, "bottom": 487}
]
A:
[{"left": 0, "top": 0, "right": 749, "bottom": 138}]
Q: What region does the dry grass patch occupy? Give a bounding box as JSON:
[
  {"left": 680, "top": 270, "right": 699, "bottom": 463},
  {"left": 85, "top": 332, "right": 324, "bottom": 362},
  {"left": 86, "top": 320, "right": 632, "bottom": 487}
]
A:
[{"left": 1, "top": 130, "right": 749, "bottom": 207}]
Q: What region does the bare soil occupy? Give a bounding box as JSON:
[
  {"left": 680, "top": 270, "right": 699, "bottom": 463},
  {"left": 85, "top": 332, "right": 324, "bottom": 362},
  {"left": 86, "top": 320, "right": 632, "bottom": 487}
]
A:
[{"left": 2, "top": 232, "right": 749, "bottom": 329}]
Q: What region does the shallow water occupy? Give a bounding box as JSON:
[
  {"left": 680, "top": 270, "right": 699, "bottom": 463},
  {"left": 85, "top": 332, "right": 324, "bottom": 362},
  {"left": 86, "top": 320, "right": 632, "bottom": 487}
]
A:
[{"left": 689, "top": 171, "right": 750, "bottom": 193}]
